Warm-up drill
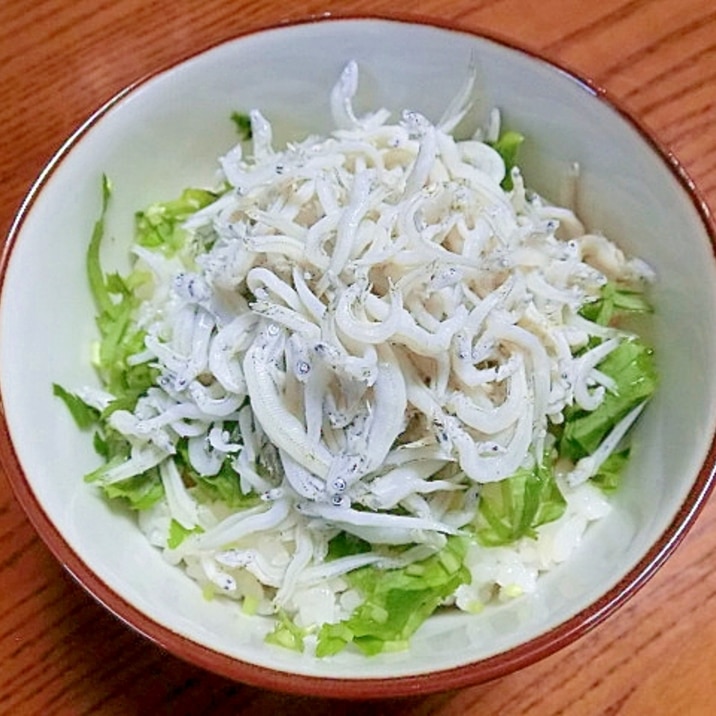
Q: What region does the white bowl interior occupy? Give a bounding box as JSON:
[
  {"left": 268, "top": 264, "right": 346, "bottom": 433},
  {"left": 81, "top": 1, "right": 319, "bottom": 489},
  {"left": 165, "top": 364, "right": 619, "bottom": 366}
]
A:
[{"left": 2, "top": 18, "right": 716, "bottom": 681}]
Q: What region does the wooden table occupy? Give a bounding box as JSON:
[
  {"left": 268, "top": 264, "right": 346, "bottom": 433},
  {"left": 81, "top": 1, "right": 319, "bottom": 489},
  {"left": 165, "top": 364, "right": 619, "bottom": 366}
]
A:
[{"left": 1, "top": 1, "right": 715, "bottom": 713}]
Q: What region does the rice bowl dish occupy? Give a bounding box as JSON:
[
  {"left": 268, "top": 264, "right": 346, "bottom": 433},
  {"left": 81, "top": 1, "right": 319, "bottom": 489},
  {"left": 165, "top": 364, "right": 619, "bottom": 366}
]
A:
[
  {"left": 55, "top": 60, "right": 657, "bottom": 658},
  {"left": 1, "top": 16, "right": 715, "bottom": 697}
]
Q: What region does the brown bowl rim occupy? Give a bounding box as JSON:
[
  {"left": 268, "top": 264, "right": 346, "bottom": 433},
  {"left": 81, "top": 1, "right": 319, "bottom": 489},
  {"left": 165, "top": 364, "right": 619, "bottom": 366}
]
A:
[{"left": 1, "top": 11, "right": 716, "bottom": 700}]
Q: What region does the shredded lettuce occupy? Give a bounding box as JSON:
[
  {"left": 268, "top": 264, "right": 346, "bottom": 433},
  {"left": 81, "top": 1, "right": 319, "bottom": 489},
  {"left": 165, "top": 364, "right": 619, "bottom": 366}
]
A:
[
  {"left": 87, "top": 174, "right": 115, "bottom": 315},
  {"left": 590, "top": 448, "right": 630, "bottom": 494},
  {"left": 91, "top": 422, "right": 131, "bottom": 463},
  {"left": 52, "top": 384, "right": 98, "bottom": 429},
  {"left": 86, "top": 179, "right": 158, "bottom": 407},
  {"left": 581, "top": 282, "right": 653, "bottom": 327},
  {"left": 53, "top": 375, "right": 162, "bottom": 513},
  {"left": 326, "top": 531, "right": 373, "bottom": 560},
  {"left": 83, "top": 433, "right": 166, "bottom": 511},
  {"left": 315, "top": 537, "right": 470, "bottom": 657},
  {"left": 54, "top": 179, "right": 164, "bottom": 511},
  {"left": 173, "top": 439, "right": 261, "bottom": 510},
  {"left": 230, "top": 111, "right": 253, "bottom": 140},
  {"left": 474, "top": 460, "right": 567, "bottom": 547},
  {"left": 489, "top": 130, "right": 524, "bottom": 190},
  {"left": 167, "top": 519, "right": 204, "bottom": 549},
  {"left": 265, "top": 610, "right": 308, "bottom": 653},
  {"left": 96, "top": 469, "right": 165, "bottom": 511},
  {"left": 135, "top": 187, "right": 217, "bottom": 255},
  {"left": 559, "top": 338, "right": 657, "bottom": 461}
]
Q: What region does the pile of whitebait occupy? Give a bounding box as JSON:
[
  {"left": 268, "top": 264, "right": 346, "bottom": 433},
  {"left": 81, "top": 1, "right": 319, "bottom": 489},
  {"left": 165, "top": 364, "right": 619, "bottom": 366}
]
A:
[{"left": 81, "top": 62, "right": 655, "bottom": 639}]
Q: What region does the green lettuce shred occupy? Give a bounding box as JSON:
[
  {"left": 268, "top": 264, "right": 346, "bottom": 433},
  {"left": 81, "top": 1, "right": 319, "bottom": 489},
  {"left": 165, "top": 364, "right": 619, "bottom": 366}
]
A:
[
  {"left": 174, "top": 438, "right": 260, "bottom": 510},
  {"left": 95, "top": 468, "right": 165, "bottom": 511},
  {"left": 135, "top": 187, "right": 218, "bottom": 255},
  {"left": 167, "top": 519, "right": 204, "bottom": 549},
  {"left": 326, "top": 531, "right": 373, "bottom": 560},
  {"left": 474, "top": 460, "right": 567, "bottom": 547},
  {"left": 87, "top": 174, "right": 114, "bottom": 316},
  {"left": 315, "top": 536, "right": 470, "bottom": 657},
  {"left": 52, "top": 384, "right": 98, "bottom": 429},
  {"left": 265, "top": 610, "right": 308, "bottom": 653},
  {"left": 590, "top": 448, "right": 630, "bottom": 494},
  {"left": 86, "top": 177, "right": 158, "bottom": 408},
  {"left": 559, "top": 338, "right": 657, "bottom": 461},
  {"left": 580, "top": 281, "right": 653, "bottom": 327},
  {"left": 489, "top": 130, "right": 524, "bottom": 190},
  {"left": 56, "top": 178, "right": 164, "bottom": 510},
  {"left": 230, "top": 111, "right": 253, "bottom": 140}
]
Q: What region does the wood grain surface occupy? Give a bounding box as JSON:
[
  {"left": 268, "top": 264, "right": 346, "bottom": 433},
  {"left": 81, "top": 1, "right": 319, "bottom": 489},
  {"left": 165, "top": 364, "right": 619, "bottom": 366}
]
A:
[{"left": 1, "top": 1, "right": 715, "bottom": 714}]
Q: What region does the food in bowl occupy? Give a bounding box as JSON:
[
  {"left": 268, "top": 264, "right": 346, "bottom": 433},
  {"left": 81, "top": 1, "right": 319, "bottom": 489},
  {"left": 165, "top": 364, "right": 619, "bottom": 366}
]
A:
[{"left": 56, "top": 61, "right": 657, "bottom": 657}]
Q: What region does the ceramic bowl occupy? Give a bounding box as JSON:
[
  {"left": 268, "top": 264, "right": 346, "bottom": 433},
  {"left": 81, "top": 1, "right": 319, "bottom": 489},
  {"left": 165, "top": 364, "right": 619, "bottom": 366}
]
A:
[{"left": 1, "top": 15, "right": 715, "bottom": 698}]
